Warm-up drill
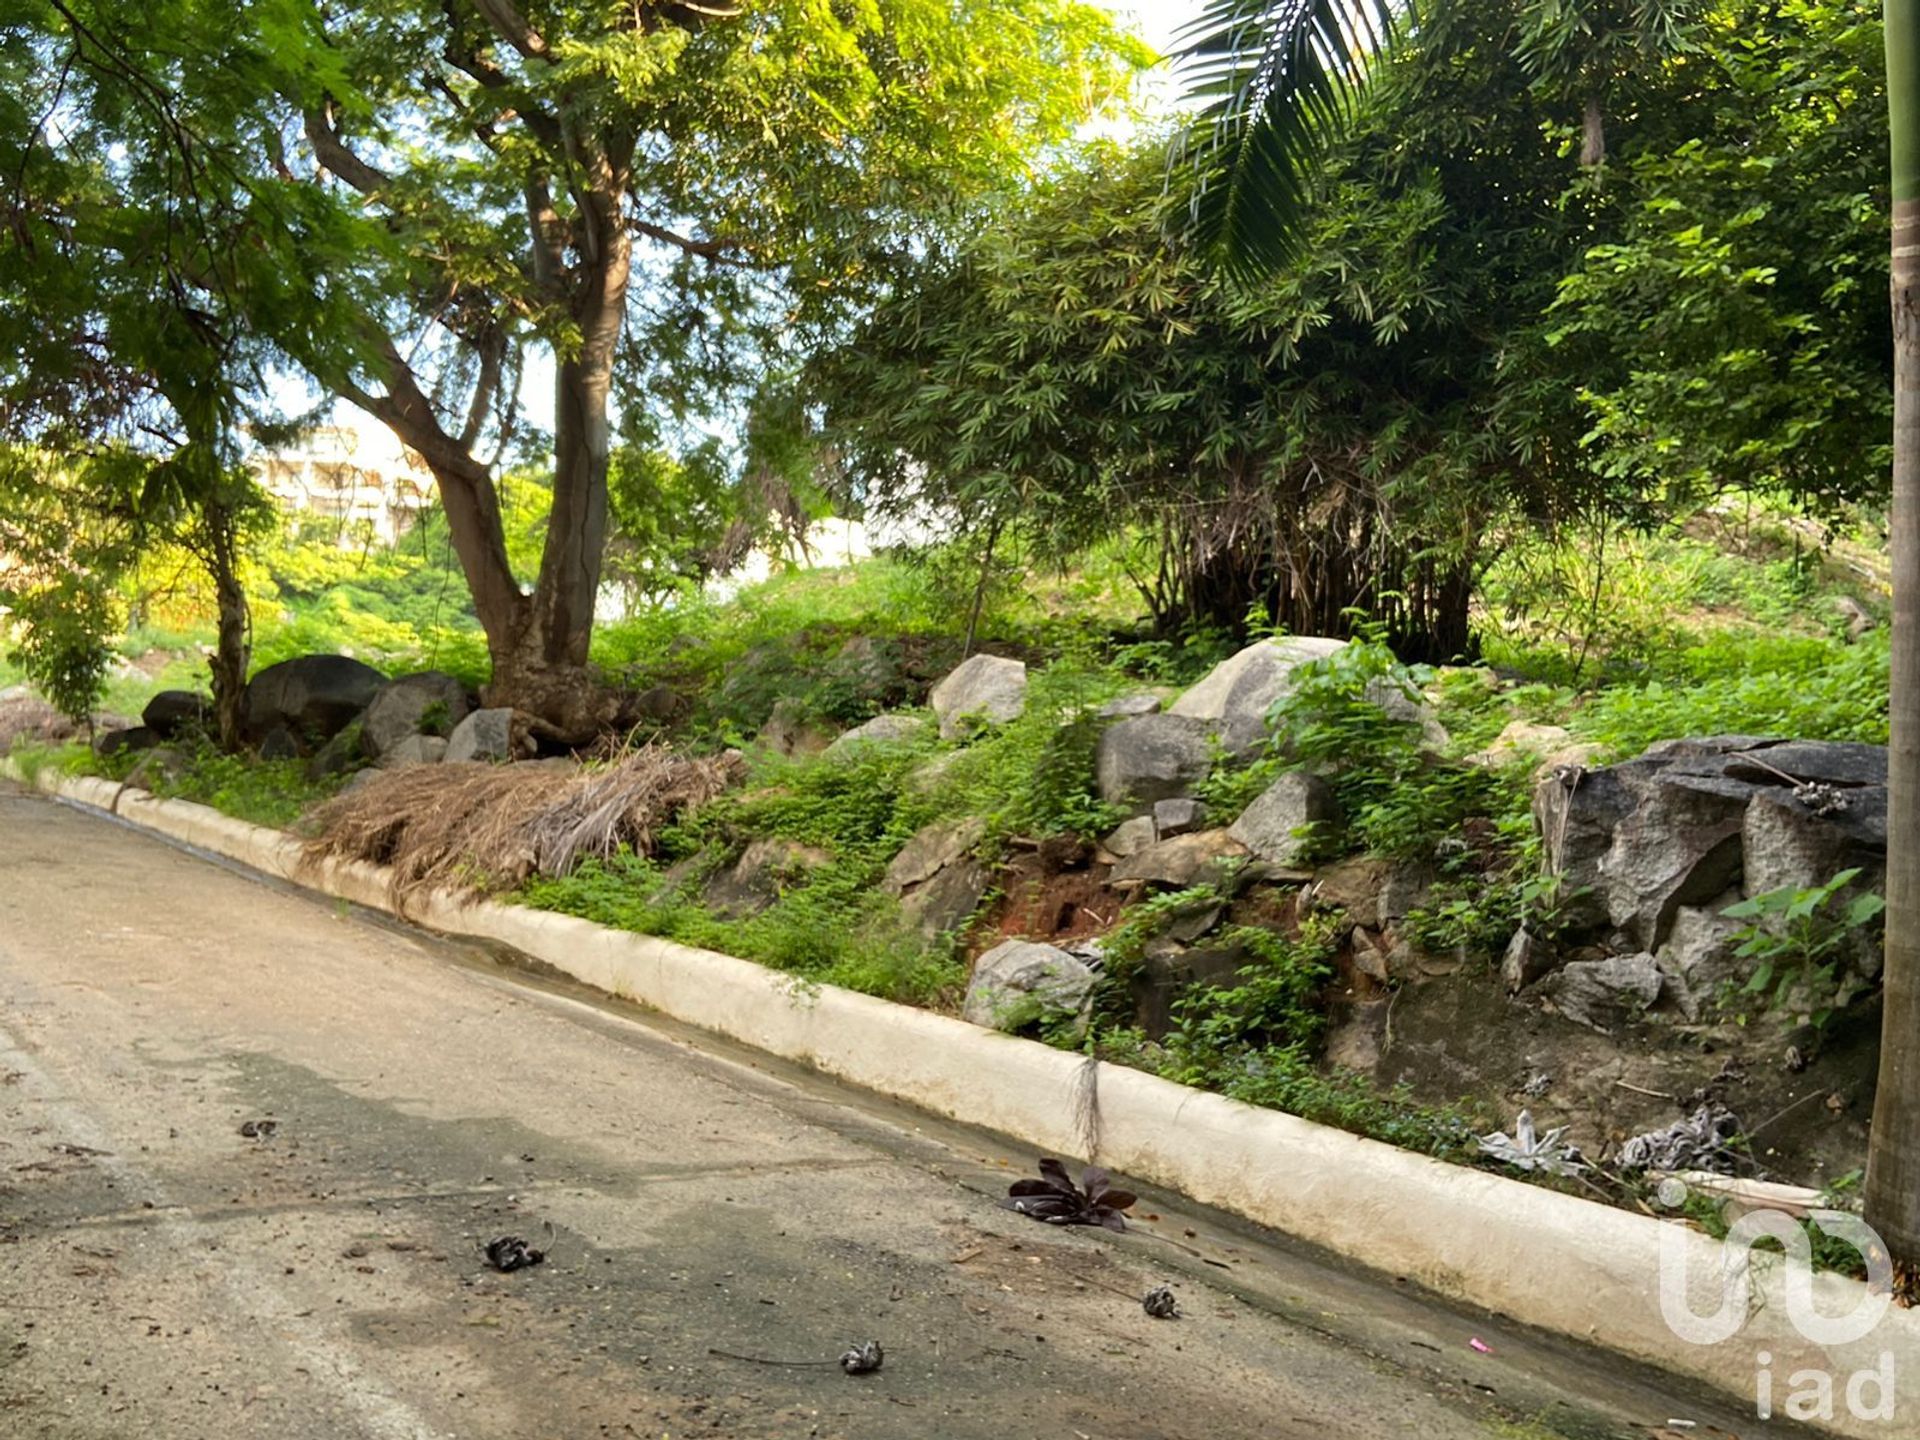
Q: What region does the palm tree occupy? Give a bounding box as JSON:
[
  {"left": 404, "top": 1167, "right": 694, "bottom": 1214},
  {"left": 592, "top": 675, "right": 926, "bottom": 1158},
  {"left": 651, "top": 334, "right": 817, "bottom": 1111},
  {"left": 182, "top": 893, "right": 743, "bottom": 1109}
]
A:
[
  {"left": 1873, "top": 0, "right": 1920, "bottom": 1290},
  {"left": 1176, "top": 0, "right": 1920, "bottom": 1281},
  {"left": 1175, "top": 0, "right": 1400, "bottom": 275}
]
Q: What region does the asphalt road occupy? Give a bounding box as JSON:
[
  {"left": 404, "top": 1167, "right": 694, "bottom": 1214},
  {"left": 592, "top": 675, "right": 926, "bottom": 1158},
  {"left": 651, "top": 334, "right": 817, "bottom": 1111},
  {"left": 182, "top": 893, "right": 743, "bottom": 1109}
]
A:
[{"left": 0, "top": 785, "right": 1785, "bottom": 1440}]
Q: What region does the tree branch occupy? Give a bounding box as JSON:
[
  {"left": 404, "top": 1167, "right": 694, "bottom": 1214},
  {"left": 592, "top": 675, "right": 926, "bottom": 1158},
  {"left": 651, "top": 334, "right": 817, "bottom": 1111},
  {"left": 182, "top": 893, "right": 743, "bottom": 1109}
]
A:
[
  {"left": 438, "top": 1, "right": 563, "bottom": 147},
  {"left": 629, "top": 216, "right": 748, "bottom": 263},
  {"left": 470, "top": 0, "right": 551, "bottom": 60},
  {"left": 525, "top": 175, "right": 566, "bottom": 291},
  {"left": 302, "top": 105, "right": 388, "bottom": 195},
  {"left": 460, "top": 327, "right": 506, "bottom": 451}
]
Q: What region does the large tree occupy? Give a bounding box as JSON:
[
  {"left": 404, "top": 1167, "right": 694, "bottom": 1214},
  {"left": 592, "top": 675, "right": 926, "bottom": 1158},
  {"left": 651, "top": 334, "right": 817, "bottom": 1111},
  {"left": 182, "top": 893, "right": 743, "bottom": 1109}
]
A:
[
  {"left": 1178, "top": 0, "right": 1920, "bottom": 1281},
  {"left": 18, "top": 0, "right": 1142, "bottom": 740},
  {"left": 820, "top": 94, "right": 1592, "bottom": 657}
]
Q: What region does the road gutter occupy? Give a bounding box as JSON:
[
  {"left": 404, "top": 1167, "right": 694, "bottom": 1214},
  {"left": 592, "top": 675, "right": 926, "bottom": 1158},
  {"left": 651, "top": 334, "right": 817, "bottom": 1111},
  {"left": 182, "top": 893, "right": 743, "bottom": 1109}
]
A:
[{"left": 8, "top": 759, "right": 1913, "bottom": 1437}]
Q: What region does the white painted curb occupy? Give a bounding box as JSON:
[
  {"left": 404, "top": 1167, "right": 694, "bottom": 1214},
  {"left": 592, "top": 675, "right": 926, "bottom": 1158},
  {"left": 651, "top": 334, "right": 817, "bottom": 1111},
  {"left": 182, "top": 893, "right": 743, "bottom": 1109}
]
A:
[{"left": 8, "top": 759, "right": 1915, "bottom": 1435}]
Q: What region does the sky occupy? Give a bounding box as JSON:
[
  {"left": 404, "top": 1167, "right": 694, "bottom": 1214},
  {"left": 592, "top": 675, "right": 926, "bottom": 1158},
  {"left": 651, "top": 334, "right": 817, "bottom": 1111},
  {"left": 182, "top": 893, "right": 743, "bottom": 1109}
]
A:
[{"left": 1110, "top": 0, "right": 1204, "bottom": 57}]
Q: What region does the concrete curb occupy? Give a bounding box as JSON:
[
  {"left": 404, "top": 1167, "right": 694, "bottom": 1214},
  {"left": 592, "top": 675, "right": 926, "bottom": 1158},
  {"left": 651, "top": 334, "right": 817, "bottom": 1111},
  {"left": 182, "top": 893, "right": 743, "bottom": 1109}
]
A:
[{"left": 9, "top": 758, "right": 1914, "bottom": 1435}]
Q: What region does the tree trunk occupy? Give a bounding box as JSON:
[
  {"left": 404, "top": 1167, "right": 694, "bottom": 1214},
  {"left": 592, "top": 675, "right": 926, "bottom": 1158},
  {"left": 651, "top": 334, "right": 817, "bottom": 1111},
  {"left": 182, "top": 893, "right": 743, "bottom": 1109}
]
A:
[
  {"left": 1866, "top": 0, "right": 1920, "bottom": 1285},
  {"left": 486, "top": 148, "right": 632, "bottom": 744},
  {"left": 204, "top": 499, "right": 250, "bottom": 752},
  {"left": 1579, "top": 94, "right": 1606, "bottom": 167},
  {"left": 1152, "top": 476, "right": 1476, "bottom": 662}
]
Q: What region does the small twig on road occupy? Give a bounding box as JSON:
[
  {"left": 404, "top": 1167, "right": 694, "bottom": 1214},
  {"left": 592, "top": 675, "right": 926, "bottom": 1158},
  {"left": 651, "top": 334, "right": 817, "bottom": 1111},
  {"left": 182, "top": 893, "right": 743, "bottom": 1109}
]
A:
[
  {"left": 707, "top": 1349, "right": 839, "bottom": 1368},
  {"left": 1614, "top": 1080, "right": 1678, "bottom": 1102}
]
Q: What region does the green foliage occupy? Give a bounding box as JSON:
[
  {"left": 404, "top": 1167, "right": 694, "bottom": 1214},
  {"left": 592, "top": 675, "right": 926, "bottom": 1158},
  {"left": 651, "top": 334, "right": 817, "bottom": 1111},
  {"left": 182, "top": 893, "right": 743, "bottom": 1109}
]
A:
[
  {"left": 593, "top": 554, "right": 1060, "bottom": 740},
  {"left": 80, "top": 737, "right": 345, "bottom": 829},
  {"left": 823, "top": 43, "right": 1594, "bottom": 651},
  {"left": 602, "top": 435, "right": 746, "bottom": 609},
  {"left": 1676, "top": 1170, "right": 1871, "bottom": 1279},
  {"left": 245, "top": 512, "right": 492, "bottom": 685},
  {"left": 1478, "top": 515, "right": 1879, "bottom": 684},
  {"left": 7, "top": 576, "right": 121, "bottom": 726},
  {"left": 1548, "top": 0, "right": 1889, "bottom": 513},
  {"left": 1164, "top": 916, "right": 1340, "bottom": 1057},
  {"left": 516, "top": 733, "right": 966, "bottom": 1005},
  {"left": 927, "top": 658, "right": 1127, "bottom": 838},
  {"left": 1193, "top": 748, "right": 1286, "bottom": 826},
  {"left": 0, "top": 452, "right": 145, "bottom": 723},
  {"left": 1571, "top": 629, "right": 1889, "bottom": 756},
  {"left": 1719, "top": 868, "right": 1885, "bottom": 1027},
  {"left": 3, "top": 740, "right": 95, "bottom": 787},
  {"left": 1090, "top": 913, "right": 1489, "bottom": 1159},
  {"left": 521, "top": 850, "right": 964, "bottom": 1007},
  {"left": 1096, "top": 911, "right": 1487, "bottom": 1156},
  {"left": 1171, "top": 0, "right": 1400, "bottom": 274},
  {"left": 8, "top": 0, "right": 1147, "bottom": 704},
  {"left": 1267, "top": 626, "right": 1525, "bottom": 861}
]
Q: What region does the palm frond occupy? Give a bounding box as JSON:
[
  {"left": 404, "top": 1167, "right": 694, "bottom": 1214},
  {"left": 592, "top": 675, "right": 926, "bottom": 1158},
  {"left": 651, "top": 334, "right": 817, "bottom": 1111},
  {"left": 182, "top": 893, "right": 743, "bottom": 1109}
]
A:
[{"left": 1172, "top": 0, "right": 1407, "bottom": 276}]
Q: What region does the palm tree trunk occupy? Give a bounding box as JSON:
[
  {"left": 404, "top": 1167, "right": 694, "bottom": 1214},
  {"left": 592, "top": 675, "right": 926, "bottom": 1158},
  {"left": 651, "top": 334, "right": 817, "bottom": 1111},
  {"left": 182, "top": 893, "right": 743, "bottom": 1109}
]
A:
[{"left": 1866, "top": 0, "right": 1920, "bottom": 1284}]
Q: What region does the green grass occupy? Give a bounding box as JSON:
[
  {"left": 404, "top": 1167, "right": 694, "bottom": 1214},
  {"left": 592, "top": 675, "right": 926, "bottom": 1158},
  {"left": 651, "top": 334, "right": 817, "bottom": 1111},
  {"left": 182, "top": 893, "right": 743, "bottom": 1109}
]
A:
[
  {"left": 589, "top": 557, "right": 1022, "bottom": 741},
  {"left": 4, "top": 739, "right": 95, "bottom": 786},
  {"left": 1568, "top": 630, "right": 1888, "bottom": 757},
  {"left": 72, "top": 739, "right": 346, "bottom": 829},
  {"left": 520, "top": 851, "right": 966, "bottom": 1005},
  {"left": 1478, "top": 505, "right": 1885, "bottom": 686}
]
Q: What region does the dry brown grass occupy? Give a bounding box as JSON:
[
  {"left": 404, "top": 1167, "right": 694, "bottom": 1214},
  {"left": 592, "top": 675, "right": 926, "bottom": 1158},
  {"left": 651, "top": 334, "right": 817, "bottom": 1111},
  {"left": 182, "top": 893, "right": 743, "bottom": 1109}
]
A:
[{"left": 302, "top": 744, "right": 741, "bottom": 906}]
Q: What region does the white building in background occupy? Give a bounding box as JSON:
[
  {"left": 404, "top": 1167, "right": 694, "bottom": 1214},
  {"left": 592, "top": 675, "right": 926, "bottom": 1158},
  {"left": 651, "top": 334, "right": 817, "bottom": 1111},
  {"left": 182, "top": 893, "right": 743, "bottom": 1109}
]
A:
[{"left": 249, "top": 421, "right": 435, "bottom": 545}]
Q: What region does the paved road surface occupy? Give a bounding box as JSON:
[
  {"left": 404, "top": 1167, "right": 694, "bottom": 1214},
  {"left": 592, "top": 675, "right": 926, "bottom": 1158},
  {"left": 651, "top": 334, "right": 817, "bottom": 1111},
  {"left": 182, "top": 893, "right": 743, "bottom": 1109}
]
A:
[{"left": 0, "top": 785, "right": 1780, "bottom": 1439}]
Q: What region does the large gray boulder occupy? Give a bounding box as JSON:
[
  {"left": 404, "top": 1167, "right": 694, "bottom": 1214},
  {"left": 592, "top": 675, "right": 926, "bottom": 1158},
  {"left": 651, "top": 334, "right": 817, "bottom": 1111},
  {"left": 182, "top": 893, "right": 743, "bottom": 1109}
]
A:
[
  {"left": 1168, "top": 637, "right": 1346, "bottom": 755},
  {"left": 885, "top": 817, "right": 987, "bottom": 892},
  {"left": 243, "top": 655, "right": 385, "bottom": 749},
  {"left": 1152, "top": 796, "right": 1209, "bottom": 839},
  {"left": 1095, "top": 713, "right": 1212, "bottom": 808},
  {"left": 1655, "top": 895, "right": 1750, "bottom": 1018},
  {"left": 885, "top": 818, "right": 990, "bottom": 938},
  {"left": 380, "top": 734, "right": 448, "bottom": 769},
  {"left": 1535, "top": 738, "right": 1887, "bottom": 955},
  {"left": 1534, "top": 952, "right": 1665, "bottom": 1032},
  {"left": 305, "top": 722, "right": 365, "bottom": 780},
  {"left": 94, "top": 725, "right": 161, "bottom": 757},
  {"left": 898, "top": 859, "right": 992, "bottom": 938},
  {"left": 826, "top": 713, "right": 930, "bottom": 756},
  {"left": 703, "top": 838, "right": 830, "bottom": 919},
  {"left": 1170, "top": 636, "right": 1446, "bottom": 756},
  {"left": 1227, "top": 772, "right": 1337, "bottom": 864},
  {"left": 929, "top": 654, "right": 1027, "bottom": 739},
  {"left": 257, "top": 725, "right": 300, "bottom": 761},
  {"left": 1098, "top": 692, "right": 1163, "bottom": 719},
  {"left": 1467, "top": 720, "right": 1602, "bottom": 775},
  {"left": 445, "top": 707, "right": 517, "bottom": 764},
  {"left": 756, "top": 698, "right": 838, "bottom": 759},
  {"left": 1101, "top": 815, "right": 1158, "bottom": 859},
  {"left": 962, "top": 940, "right": 1097, "bottom": 1031},
  {"left": 142, "top": 690, "right": 211, "bottom": 740},
  {"left": 1108, "top": 829, "right": 1248, "bottom": 890},
  {"left": 362, "top": 671, "right": 471, "bottom": 760}
]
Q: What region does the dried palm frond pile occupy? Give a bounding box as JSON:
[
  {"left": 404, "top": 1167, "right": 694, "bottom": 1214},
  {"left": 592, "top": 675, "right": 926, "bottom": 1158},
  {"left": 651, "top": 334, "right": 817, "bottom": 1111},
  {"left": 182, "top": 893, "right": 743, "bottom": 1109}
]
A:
[{"left": 302, "top": 744, "right": 741, "bottom": 905}]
